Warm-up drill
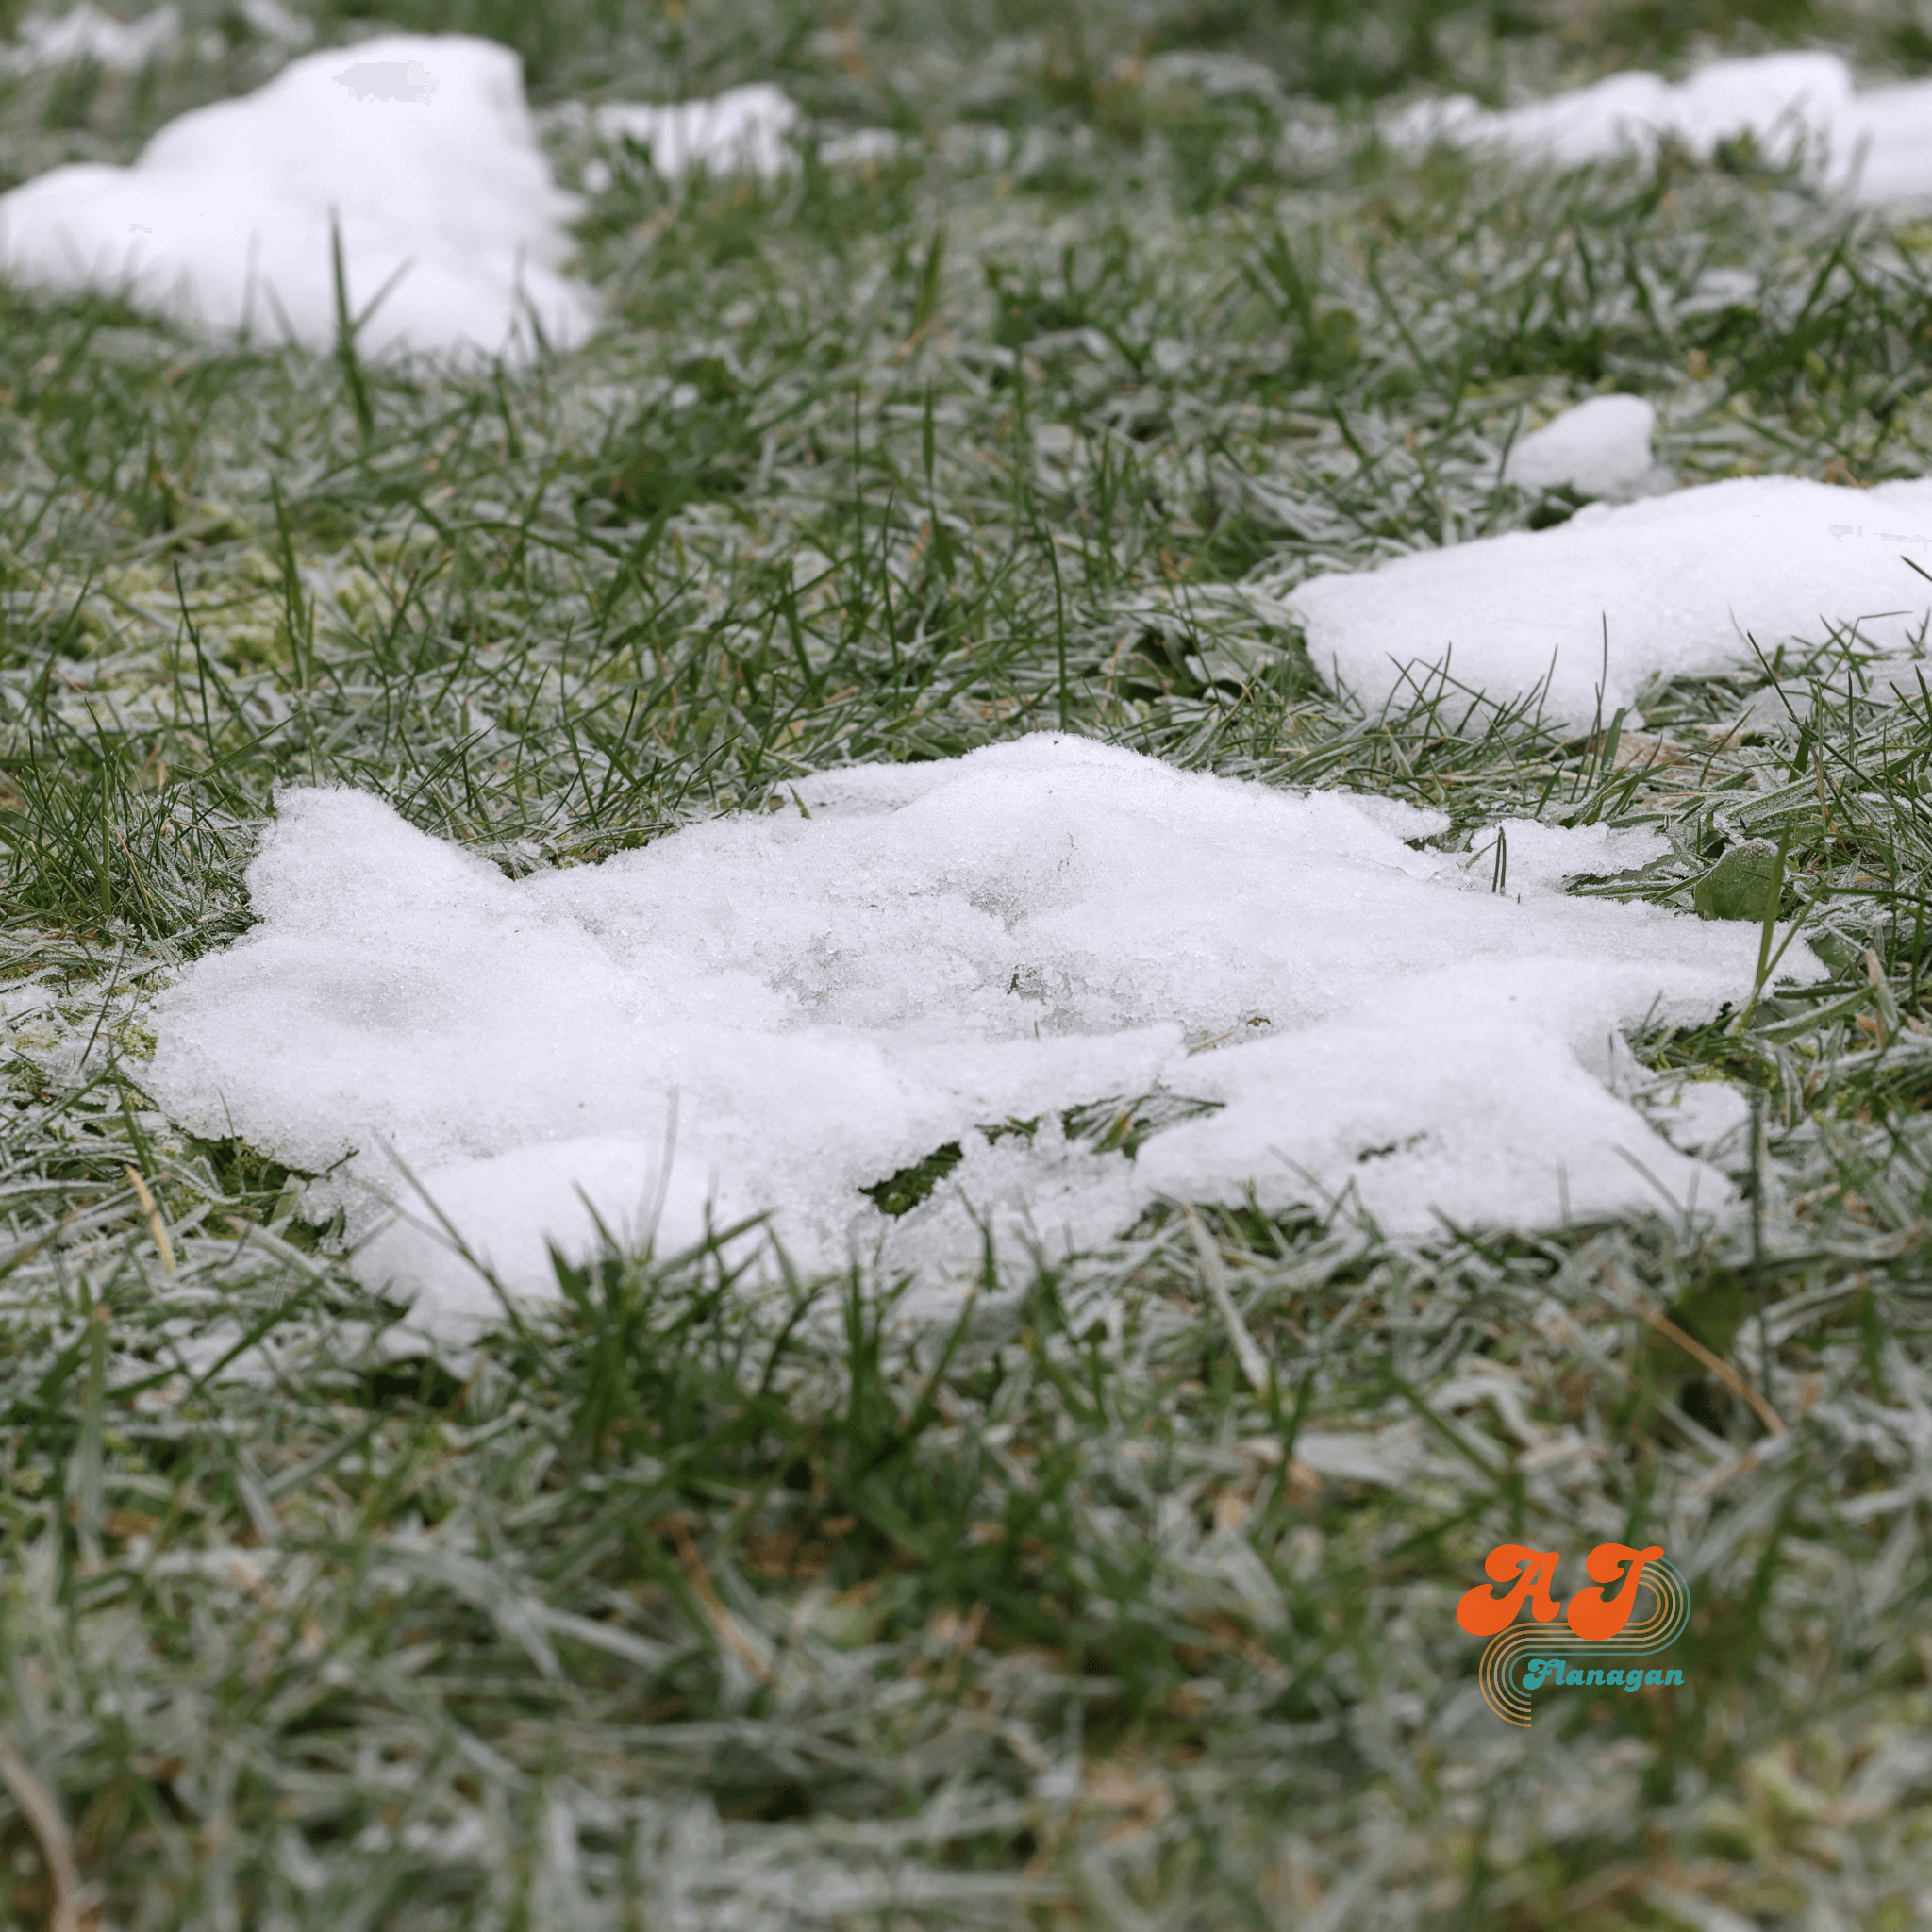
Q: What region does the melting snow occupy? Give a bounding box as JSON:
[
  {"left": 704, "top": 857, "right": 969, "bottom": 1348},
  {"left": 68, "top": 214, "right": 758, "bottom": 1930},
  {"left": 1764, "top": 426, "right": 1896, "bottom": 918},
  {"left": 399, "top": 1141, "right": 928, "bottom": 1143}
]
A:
[
  {"left": 1285, "top": 475, "right": 1932, "bottom": 728},
  {"left": 0, "top": 33, "right": 596, "bottom": 360},
  {"left": 144, "top": 737, "right": 1814, "bottom": 1339},
  {"left": 1392, "top": 51, "right": 1932, "bottom": 205},
  {"left": 1504, "top": 394, "right": 1665, "bottom": 501}
]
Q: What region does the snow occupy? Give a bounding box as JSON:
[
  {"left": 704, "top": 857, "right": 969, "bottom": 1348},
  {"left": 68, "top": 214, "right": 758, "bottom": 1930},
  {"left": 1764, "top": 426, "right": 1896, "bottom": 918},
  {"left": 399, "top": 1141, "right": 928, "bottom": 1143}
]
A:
[
  {"left": 3, "top": 0, "right": 310, "bottom": 68},
  {"left": 1841, "top": 76, "right": 1932, "bottom": 205},
  {"left": 1284, "top": 474, "right": 1932, "bottom": 728},
  {"left": 1873, "top": 658, "right": 1932, "bottom": 704},
  {"left": 3, "top": 3, "right": 180, "bottom": 73},
  {"left": 591, "top": 84, "right": 801, "bottom": 180},
  {"left": 0, "top": 984, "right": 53, "bottom": 1023},
  {"left": 143, "top": 737, "right": 1816, "bottom": 1340},
  {"left": 0, "top": 33, "right": 597, "bottom": 361},
  {"left": 1391, "top": 51, "right": 1932, "bottom": 206},
  {"left": 1723, "top": 682, "right": 1810, "bottom": 740},
  {"left": 567, "top": 85, "right": 903, "bottom": 182},
  {"left": 1504, "top": 394, "right": 1664, "bottom": 501},
  {"left": 1642, "top": 1078, "right": 1754, "bottom": 1172}
]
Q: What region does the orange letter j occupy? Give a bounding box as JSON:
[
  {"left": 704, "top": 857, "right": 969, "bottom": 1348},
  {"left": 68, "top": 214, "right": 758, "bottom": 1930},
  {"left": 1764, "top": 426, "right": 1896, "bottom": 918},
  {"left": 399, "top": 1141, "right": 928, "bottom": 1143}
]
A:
[{"left": 1565, "top": 1542, "right": 1664, "bottom": 1641}]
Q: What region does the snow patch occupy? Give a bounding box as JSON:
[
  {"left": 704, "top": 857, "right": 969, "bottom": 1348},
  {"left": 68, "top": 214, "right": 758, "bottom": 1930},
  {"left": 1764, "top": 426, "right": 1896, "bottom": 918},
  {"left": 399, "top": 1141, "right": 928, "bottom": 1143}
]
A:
[
  {"left": 3, "top": 3, "right": 180, "bottom": 73},
  {"left": 0, "top": 32, "right": 597, "bottom": 361},
  {"left": 0, "top": 984, "right": 54, "bottom": 1023},
  {"left": 1505, "top": 394, "right": 1666, "bottom": 501},
  {"left": 1641, "top": 1078, "right": 1754, "bottom": 1172},
  {"left": 1474, "top": 819, "right": 1668, "bottom": 897},
  {"left": 564, "top": 85, "right": 904, "bottom": 181},
  {"left": 1723, "top": 682, "right": 1810, "bottom": 739},
  {"left": 591, "top": 83, "right": 800, "bottom": 179},
  {"left": 143, "top": 739, "right": 1817, "bottom": 1340},
  {"left": 1391, "top": 51, "right": 1932, "bottom": 206},
  {"left": 1283, "top": 474, "right": 1932, "bottom": 729},
  {"left": 1872, "top": 658, "right": 1932, "bottom": 705}
]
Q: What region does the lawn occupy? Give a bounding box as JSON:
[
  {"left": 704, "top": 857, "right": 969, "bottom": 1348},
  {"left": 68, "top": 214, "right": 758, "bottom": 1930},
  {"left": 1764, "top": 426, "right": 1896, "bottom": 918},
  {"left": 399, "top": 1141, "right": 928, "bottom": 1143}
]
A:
[{"left": 4, "top": 0, "right": 1932, "bottom": 1925}]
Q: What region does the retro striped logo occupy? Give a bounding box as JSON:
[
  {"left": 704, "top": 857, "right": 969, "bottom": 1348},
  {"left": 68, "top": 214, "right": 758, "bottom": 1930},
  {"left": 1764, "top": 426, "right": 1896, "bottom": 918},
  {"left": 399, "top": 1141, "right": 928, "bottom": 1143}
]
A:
[{"left": 1457, "top": 1542, "right": 1691, "bottom": 1727}]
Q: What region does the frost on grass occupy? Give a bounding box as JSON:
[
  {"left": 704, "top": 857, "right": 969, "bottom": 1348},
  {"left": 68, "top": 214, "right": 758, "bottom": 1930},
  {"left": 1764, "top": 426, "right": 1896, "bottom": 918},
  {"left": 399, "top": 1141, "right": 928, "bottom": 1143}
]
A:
[
  {"left": 1285, "top": 475, "right": 1932, "bottom": 729},
  {"left": 144, "top": 738, "right": 1812, "bottom": 1339},
  {"left": 1503, "top": 393, "right": 1665, "bottom": 502},
  {"left": 0, "top": 32, "right": 595, "bottom": 359},
  {"left": 1391, "top": 50, "right": 1932, "bottom": 205},
  {"left": 1, "top": 2, "right": 180, "bottom": 73}
]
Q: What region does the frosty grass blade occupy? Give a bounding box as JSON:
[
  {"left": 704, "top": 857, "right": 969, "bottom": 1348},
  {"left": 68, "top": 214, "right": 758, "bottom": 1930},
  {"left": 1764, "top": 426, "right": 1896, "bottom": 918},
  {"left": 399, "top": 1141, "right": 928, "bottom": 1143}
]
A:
[
  {"left": 0, "top": 33, "right": 596, "bottom": 360},
  {"left": 142, "top": 738, "right": 1817, "bottom": 1339},
  {"left": 1390, "top": 50, "right": 1932, "bottom": 206},
  {"left": 1283, "top": 474, "right": 1932, "bottom": 729}
]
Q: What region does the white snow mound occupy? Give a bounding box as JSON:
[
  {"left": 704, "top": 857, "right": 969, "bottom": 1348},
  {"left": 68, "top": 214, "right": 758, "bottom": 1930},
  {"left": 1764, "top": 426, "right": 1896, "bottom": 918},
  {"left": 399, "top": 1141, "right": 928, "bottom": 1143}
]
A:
[
  {"left": 0, "top": 33, "right": 597, "bottom": 360},
  {"left": 1391, "top": 51, "right": 1932, "bottom": 206},
  {"left": 1505, "top": 394, "right": 1662, "bottom": 501},
  {"left": 1285, "top": 474, "right": 1932, "bottom": 727},
  {"left": 144, "top": 738, "right": 1815, "bottom": 1337}
]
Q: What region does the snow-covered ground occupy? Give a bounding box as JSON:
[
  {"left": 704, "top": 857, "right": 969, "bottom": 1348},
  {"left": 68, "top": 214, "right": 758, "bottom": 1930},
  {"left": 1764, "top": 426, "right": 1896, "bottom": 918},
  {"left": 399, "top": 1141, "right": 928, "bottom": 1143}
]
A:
[
  {"left": 1283, "top": 474, "right": 1932, "bottom": 728},
  {"left": 1, "top": 19, "right": 1918, "bottom": 1330},
  {"left": 1392, "top": 51, "right": 1932, "bottom": 205},
  {"left": 1, "top": 25, "right": 1923, "bottom": 366},
  {"left": 0, "top": 20, "right": 900, "bottom": 357},
  {"left": 146, "top": 737, "right": 1809, "bottom": 1338},
  {"left": 0, "top": 32, "right": 597, "bottom": 360}
]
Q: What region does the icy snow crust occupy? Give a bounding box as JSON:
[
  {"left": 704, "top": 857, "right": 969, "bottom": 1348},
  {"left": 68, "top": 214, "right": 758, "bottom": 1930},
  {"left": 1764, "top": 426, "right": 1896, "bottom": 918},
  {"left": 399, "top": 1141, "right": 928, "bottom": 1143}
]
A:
[
  {"left": 144, "top": 738, "right": 1812, "bottom": 1338},
  {"left": 1288, "top": 475, "right": 1932, "bottom": 729},
  {"left": 1391, "top": 51, "right": 1932, "bottom": 206},
  {"left": 0, "top": 34, "right": 596, "bottom": 360}
]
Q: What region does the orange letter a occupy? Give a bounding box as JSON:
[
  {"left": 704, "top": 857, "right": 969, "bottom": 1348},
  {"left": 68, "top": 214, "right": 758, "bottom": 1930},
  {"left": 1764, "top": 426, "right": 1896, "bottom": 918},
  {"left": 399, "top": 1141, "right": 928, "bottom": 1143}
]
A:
[
  {"left": 1565, "top": 1542, "right": 1664, "bottom": 1641},
  {"left": 1456, "top": 1544, "right": 1562, "bottom": 1636}
]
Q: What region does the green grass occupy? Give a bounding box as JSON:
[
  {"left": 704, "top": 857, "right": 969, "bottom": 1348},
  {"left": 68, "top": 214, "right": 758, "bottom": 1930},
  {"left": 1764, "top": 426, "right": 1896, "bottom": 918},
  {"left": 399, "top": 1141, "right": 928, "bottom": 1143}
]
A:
[{"left": 5, "top": 1, "right": 1932, "bottom": 1926}]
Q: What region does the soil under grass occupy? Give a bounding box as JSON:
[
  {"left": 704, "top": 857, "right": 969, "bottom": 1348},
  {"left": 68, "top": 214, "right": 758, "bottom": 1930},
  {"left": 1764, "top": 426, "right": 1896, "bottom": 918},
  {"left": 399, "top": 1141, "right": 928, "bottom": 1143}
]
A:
[{"left": 4, "top": 1, "right": 1932, "bottom": 1926}]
